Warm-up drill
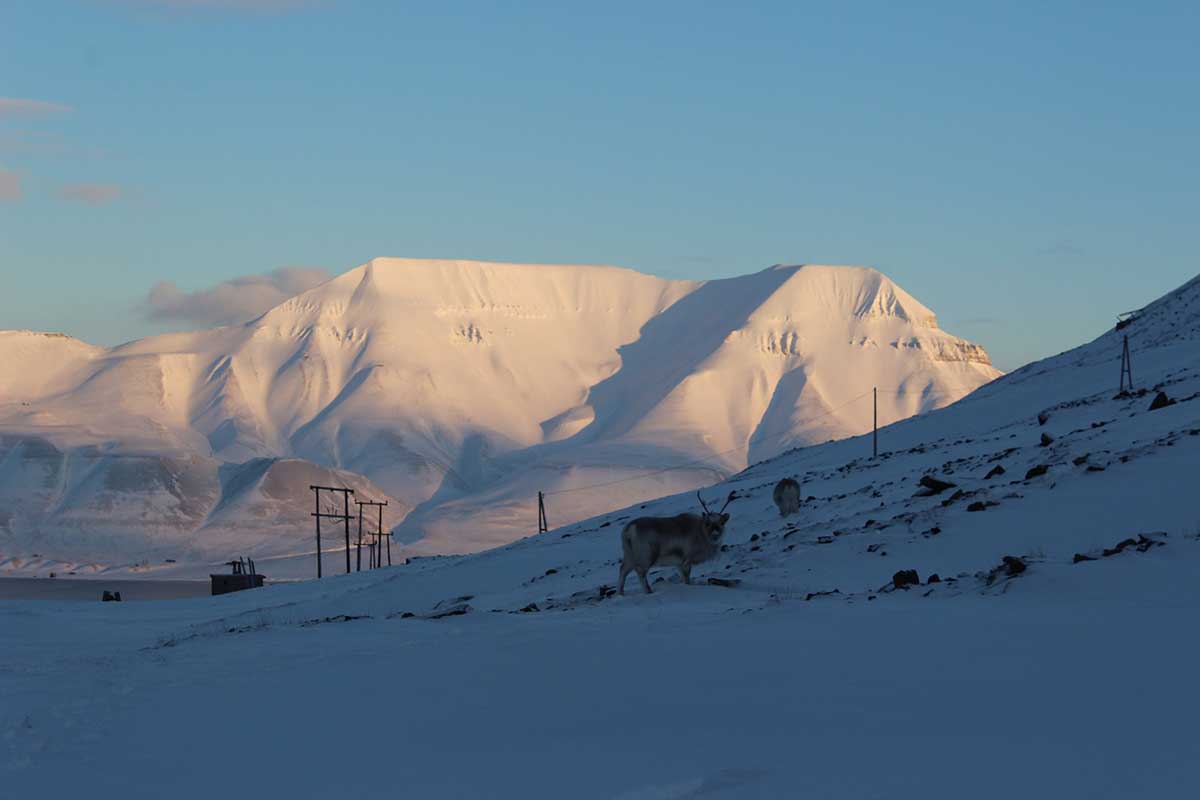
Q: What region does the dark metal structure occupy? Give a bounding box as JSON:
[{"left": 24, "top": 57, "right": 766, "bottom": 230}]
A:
[{"left": 211, "top": 557, "right": 265, "bottom": 595}]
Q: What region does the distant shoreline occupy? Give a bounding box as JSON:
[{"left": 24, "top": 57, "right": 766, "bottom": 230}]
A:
[{"left": 0, "top": 576, "right": 215, "bottom": 602}]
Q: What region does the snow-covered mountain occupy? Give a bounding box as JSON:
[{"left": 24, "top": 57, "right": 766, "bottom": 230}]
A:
[
  {"left": 0, "top": 259, "right": 1000, "bottom": 573},
  {"left": 4, "top": 272, "right": 1197, "bottom": 799}
]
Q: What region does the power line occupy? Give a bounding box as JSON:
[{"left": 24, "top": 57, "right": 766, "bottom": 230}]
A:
[
  {"left": 544, "top": 388, "right": 873, "bottom": 494},
  {"left": 539, "top": 383, "right": 982, "bottom": 500}
]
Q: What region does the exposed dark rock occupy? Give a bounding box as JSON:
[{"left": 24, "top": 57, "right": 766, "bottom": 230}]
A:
[
  {"left": 1086, "top": 465, "right": 1106, "bottom": 473},
  {"left": 1025, "top": 464, "right": 1051, "bottom": 480},
  {"left": 805, "top": 589, "right": 840, "bottom": 601},
  {"left": 983, "top": 555, "right": 1027, "bottom": 585},
  {"left": 941, "top": 490, "right": 967, "bottom": 507},
  {"left": 927, "top": 573, "right": 941, "bottom": 584},
  {"left": 1002, "top": 556, "right": 1026, "bottom": 575},
  {"left": 544, "top": 568, "right": 557, "bottom": 575},
  {"left": 1149, "top": 392, "right": 1175, "bottom": 411},
  {"left": 1072, "top": 455, "right": 1090, "bottom": 466},
  {"left": 426, "top": 603, "right": 471, "bottom": 619},
  {"left": 1103, "top": 538, "right": 1138, "bottom": 556},
  {"left": 893, "top": 569, "right": 920, "bottom": 589},
  {"left": 1040, "top": 433, "right": 1055, "bottom": 447},
  {"left": 1102, "top": 534, "right": 1163, "bottom": 557},
  {"left": 1038, "top": 411, "right": 1051, "bottom": 426},
  {"left": 817, "top": 535, "right": 834, "bottom": 544},
  {"left": 519, "top": 603, "right": 540, "bottom": 613},
  {"left": 1072, "top": 553, "right": 1096, "bottom": 563},
  {"left": 750, "top": 533, "right": 759, "bottom": 542},
  {"left": 917, "top": 475, "right": 957, "bottom": 495},
  {"left": 707, "top": 577, "right": 741, "bottom": 588},
  {"left": 985, "top": 465, "right": 1006, "bottom": 479},
  {"left": 922, "top": 526, "right": 942, "bottom": 537},
  {"left": 967, "top": 501, "right": 999, "bottom": 512},
  {"left": 101, "top": 590, "right": 118, "bottom": 602}
]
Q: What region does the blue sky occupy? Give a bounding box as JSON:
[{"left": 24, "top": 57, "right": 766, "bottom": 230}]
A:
[{"left": 1, "top": 0, "right": 1197, "bottom": 370}]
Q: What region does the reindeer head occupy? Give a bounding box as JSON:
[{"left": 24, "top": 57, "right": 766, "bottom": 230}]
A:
[{"left": 696, "top": 490, "right": 738, "bottom": 542}]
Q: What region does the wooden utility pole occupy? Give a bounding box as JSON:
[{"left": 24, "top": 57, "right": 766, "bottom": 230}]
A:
[
  {"left": 356, "top": 503, "right": 364, "bottom": 572},
  {"left": 537, "top": 491, "right": 549, "bottom": 535},
  {"left": 356, "top": 500, "right": 389, "bottom": 568},
  {"left": 873, "top": 386, "right": 878, "bottom": 459},
  {"left": 313, "top": 487, "right": 322, "bottom": 579},
  {"left": 1119, "top": 335, "right": 1134, "bottom": 393},
  {"left": 309, "top": 485, "right": 355, "bottom": 578}
]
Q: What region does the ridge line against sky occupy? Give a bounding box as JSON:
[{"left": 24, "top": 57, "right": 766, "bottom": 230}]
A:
[{"left": 1, "top": 0, "right": 1198, "bottom": 372}]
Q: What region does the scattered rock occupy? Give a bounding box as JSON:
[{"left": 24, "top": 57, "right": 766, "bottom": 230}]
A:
[
  {"left": 893, "top": 569, "right": 921, "bottom": 589},
  {"left": 1072, "top": 455, "right": 1090, "bottom": 466},
  {"left": 544, "top": 568, "right": 557, "bottom": 576},
  {"left": 922, "top": 526, "right": 942, "bottom": 537},
  {"left": 1040, "top": 433, "right": 1055, "bottom": 447},
  {"left": 805, "top": 589, "right": 840, "bottom": 601},
  {"left": 1025, "top": 464, "right": 1050, "bottom": 480},
  {"left": 750, "top": 533, "right": 759, "bottom": 542},
  {"left": 1086, "top": 465, "right": 1106, "bottom": 473},
  {"left": 927, "top": 573, "right": 941, "bottom": 584},
  {"left": 985, "top": 465, "right": 1006, "bottom": 479},
  {"left": 967, "top": 501, "right": 998, "bottom": 512},
  {"left": 1002, "top": 556, "right": 1026, "bottom": 575},
  {"left": 984, "top": 555, "right": 1027, "bottom": 585},
  {"left": 519, "top": 603, "right": 540, "bottom": 613},
  {"left": 817, "top": 535, "right": 834, "bottom": 544},
  {"left": 1101, "top": 533, "right": 1163, "bottom": 557},
  {"left": 426, "top": 603, "right": 471, "bottom": 619},
  {"left": 1072, "top": 553, "right": 1096, "bottom": 563},
  {"left": 1149, "top": 391, "right": 1175, "bottom": 411},
  {"left": 101, "top": 590, "right": 121, "bottom": 602},
  {"left": 917, "top": 475, "right": 957, "bottom": 495},
  {"left": 941, "top": 490, "right": 967, "bottom": 507},
  {"left": 867, "top": 543, "right": 882, "bottom": 553},
  {"left": 1038, "top": 411, "right": 1051, "bottom": 426},
  {"left": 706, "top": 577, "right": 741, "bottom": 588}
]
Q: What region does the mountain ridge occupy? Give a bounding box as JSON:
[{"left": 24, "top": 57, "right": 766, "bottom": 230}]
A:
[{"left": 0, "top": 259, "right": 1001, "bottom": 574}]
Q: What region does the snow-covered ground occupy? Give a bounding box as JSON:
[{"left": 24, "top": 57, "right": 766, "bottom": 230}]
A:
[
  {"left": 0, "top": 260, "right": 999, "bottom": 574},
  {"left": 2, "top": 273, "right": 1197, "bottom": 798}
]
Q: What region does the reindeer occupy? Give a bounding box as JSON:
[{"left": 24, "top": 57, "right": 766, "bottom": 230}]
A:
[
  {"left": 617, "top": 490, "right": 737, "bottom": 595},
  {"left": 772, "top": 477, "right": 802, "bottom": 517}
]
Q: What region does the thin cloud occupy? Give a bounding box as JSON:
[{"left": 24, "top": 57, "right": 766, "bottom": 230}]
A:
[
  {"left": 0, "top": 98, "right": 72, "bottom": 119},
  {"left": 0, "top": 168, "right": 20, "bottom": 201},
  {"left": 143, "top": 267, "right": 333, "bottom": 327},
  {"left": 60, "top": 183, "right": 122, "bottom": 206},
  {"left": 1038, "top": 241, "right": 1086, "bottom": 259}
]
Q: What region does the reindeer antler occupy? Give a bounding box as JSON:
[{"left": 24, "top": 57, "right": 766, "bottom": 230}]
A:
[
  {"left": 719, "top": 490, "right": 738, "bottom": 514},
  {"left": 696, "top": 491, "right": 711, "bottom": 514}
]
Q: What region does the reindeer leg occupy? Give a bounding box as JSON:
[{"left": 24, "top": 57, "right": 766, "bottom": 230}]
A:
[
  {"left": 637, "top": 567, "right": 652, "bottom": 594},
  {"left": 679, "top": 561, "right": 692, "bottom": 585},
  {"left": 617, "top": 558, "right": 631, "bottom": 595}
]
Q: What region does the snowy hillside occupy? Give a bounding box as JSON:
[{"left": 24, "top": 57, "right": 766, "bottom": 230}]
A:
[
  {"left": 0, "top": 259, "right": 998, "bottom": 574},
  {"left": 3, "top": 273, "right": 1196, "bottom": 799}
]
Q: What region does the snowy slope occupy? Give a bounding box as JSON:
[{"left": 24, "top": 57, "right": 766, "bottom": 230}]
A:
[
  {"left": 2, "top": 272, "right": 1197, "bottom": 799},
  {"left": 0, "top": 259, "right": 999, "bottom": 573}
]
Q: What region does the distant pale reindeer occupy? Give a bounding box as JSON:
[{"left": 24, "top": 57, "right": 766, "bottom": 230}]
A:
[
  {"left": 773, "top": 477, "right": 801, "bottom": 517},
  {"left": 617, "top": 490, "right": 738, "bottom": 595}
]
